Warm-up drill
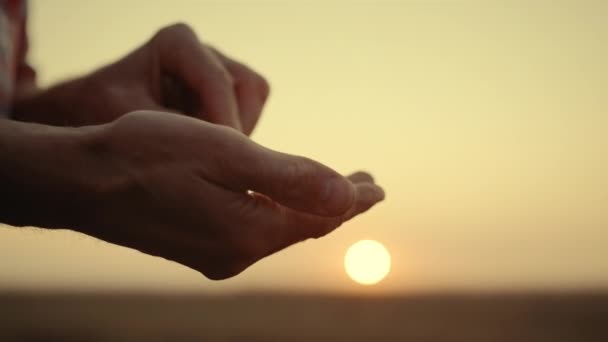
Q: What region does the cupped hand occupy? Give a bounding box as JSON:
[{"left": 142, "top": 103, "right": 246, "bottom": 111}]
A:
[
  {"left": 80, "top": 111, "right": 384, "bottom": 279},
  {"left": 20, "top": 23, "right": 268, "bottom": 134}
]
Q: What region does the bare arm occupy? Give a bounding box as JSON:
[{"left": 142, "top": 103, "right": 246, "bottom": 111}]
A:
[
  {"left": 0, "top": 117, "right": 94, "bottom": 228},
  {"left": 0, "top": 111, "right": 384, "bottom": 279}
]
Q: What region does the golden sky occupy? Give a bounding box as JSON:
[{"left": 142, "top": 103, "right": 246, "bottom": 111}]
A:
[{"left": 0, "top": 0, "right": 606, "bottom": 293}]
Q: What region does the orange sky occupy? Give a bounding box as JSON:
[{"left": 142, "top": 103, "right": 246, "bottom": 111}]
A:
[{"left": 0, "top": 1, "right": 606, "bottom": 293}]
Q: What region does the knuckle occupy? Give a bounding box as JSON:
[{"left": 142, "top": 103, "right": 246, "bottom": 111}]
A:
[{"left": 212, "top": 67, "right": 235, "bottom": 88}]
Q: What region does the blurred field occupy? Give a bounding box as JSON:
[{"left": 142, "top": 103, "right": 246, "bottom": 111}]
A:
[{"left": 1, "top": 291, "right": 606, "bottom": 341}]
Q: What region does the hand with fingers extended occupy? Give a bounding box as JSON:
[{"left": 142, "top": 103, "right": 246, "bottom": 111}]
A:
[
  {"left": 71, "top": 111, "right": 385, "bottom": 279},
  {"left": 13, "top": 23, "right": 268, "bottom": 134}
]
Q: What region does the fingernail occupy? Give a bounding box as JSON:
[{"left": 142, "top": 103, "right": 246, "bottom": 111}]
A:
[{"left": 321, "top": 177, "right": 355, "bottom": 215}]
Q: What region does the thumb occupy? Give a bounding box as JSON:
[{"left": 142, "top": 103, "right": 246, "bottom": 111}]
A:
[{"left": 206, "top": 135, "right": 355, "bottom": 217}]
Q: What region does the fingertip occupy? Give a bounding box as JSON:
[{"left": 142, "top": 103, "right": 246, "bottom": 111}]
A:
[
  {"left": 362, "top": 182, "right": 385, "bottom": 203},
  {"left": 342, "top": 183, "right": 385, "bottom": 221},
  {"left": 347, "top": 171, "right": 375, "bottom": 184}
]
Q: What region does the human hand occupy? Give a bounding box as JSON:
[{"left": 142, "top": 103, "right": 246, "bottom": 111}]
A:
[
  {"left": 76, "top": 111, "right": 384, "bottom": 279},
  {"left": 15, "top": 23, "right": 268, "bottom": 134}
]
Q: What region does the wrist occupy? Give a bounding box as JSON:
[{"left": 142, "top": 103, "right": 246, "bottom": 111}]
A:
[{"left": 0, "top": 118, "right": 105, "bottom": 229}]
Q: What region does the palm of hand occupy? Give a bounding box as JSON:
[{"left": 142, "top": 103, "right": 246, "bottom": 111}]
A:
[{"left": 82, "top": 111, "right": 384, "bottom": 279}]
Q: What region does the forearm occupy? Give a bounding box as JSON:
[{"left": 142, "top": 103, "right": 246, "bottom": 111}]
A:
[{"left": 0, "top": 118, "right": 97, "bottom": 228}]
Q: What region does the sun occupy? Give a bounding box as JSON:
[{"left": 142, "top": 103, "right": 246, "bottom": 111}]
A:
[{"left": 344, "top": 240, "right": 391, "bottom": 285}]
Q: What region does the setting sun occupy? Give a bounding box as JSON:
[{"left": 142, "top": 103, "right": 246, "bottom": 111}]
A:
[{"left": 344, "top": 240, "right": 391, "bottom": 285}]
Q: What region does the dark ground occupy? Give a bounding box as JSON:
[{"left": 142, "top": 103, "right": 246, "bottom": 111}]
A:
[{"left": 1, "top": 291, "right": 607, "bottom": 341}]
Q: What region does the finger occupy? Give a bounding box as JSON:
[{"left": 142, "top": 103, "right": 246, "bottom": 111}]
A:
[
  {"left": 211, "top": 47, "right": 270, "bottom": 135},
  {"left": 160, "top": 74, "right": 200, "bottom": 115},
  {"left": 194, "top": 180, "right": 384, "bottom": 278},
  {"left": 342, "top": 182, "right": 385, "bottom": 220},
  {"left": 347, "top": 171, "right": 375, "bottom": 184},
  {"left": 155, "top": 24, "right": 241, "bottom": 130},
  {"left": 255, "top": 181, "right": 385, "bottom": 258},
  {"left": 203, "top": 133, "right": 355, "bottom": 217}
]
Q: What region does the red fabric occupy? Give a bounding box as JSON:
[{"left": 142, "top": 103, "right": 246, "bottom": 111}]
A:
[{"left": 0, "top": 0, "right": 32, "bottom": 114}]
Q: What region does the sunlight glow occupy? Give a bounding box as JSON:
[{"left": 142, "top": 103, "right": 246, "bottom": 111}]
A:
[{"left": 344, "top": 240, "right": 391, "bottom": 285}]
